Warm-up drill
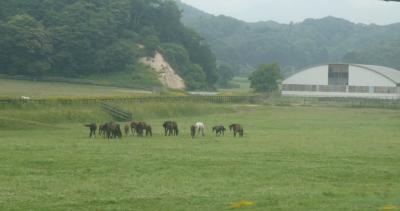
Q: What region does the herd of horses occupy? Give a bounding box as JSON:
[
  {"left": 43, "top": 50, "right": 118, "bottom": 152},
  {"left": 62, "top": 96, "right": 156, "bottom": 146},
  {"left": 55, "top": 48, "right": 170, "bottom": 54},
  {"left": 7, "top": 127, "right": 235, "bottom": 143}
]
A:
[{"left": 84, "top": 121, "right": 244, "bottom": 139}]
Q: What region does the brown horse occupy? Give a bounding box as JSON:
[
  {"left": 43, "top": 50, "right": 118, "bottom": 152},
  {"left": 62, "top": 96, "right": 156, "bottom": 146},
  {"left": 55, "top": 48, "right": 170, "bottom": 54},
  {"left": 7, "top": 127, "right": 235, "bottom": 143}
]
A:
[
  {"left": 84, "top": 123, "right": 97, "bottom": 138},
  {"left": 124, "top": 124, "right": 130, "bottom": 136},
  {"left": 104, "top": 122, "right": 122, "bottom": 139},
  {"left": 212, "top": 125, "right": 226, "bottom": 136},
  {"left": 163, "top": 121, "right": 179, "bottom": 136},
  {"left": 130, "top": 121, "right": 139, "bottom": 136},
  {"left": 229, "top": 124, "right": 243, "bottom": 137},
  {"left": 136, "top": 122, "right": 152, "bottom": 137}
]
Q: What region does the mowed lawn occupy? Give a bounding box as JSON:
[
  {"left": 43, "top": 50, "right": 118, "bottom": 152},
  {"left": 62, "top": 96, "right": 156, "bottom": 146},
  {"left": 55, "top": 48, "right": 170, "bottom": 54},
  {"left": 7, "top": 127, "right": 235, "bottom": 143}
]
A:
[
  {"left": 0, "top": 106, "right": 400, "bottom": 210},
  {"left": 0, "top": 79, "right": 151, "bottom": 98}
]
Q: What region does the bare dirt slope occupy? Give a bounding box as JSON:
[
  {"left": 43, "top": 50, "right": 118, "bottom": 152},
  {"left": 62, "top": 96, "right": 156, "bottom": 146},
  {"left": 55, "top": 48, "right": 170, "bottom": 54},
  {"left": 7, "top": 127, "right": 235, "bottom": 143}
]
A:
[{"left": 139, "top": 52, "right": 186, "bottom": 90}]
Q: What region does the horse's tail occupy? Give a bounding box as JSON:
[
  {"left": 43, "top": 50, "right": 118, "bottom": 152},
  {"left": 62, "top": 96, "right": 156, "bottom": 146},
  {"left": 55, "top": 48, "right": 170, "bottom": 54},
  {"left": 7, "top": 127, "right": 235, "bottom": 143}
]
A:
[{"left": 84, "top": 124, "right": 92, "bottom": 127}]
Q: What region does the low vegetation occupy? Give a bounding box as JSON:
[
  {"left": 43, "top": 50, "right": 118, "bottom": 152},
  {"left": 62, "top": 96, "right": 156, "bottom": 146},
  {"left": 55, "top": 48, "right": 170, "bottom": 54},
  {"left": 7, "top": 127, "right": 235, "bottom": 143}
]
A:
[
  {"left": 0, "top": 79, "right": 153, "bottom": 98},
  {"left": 0, "top": 101, "right": 399, "bottom": 210}
]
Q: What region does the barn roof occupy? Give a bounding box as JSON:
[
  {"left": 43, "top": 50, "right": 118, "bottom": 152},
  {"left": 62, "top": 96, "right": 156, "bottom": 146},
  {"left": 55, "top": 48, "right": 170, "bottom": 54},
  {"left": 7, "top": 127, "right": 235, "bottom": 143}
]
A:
[{"left": 353, "top": 64, "right": 400, "bottom": 84}]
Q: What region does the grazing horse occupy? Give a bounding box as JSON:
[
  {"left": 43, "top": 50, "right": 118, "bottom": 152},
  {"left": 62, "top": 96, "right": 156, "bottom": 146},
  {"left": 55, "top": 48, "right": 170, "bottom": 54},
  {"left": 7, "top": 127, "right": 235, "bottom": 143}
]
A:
[
  {"left": 195, "top": 122, "right": 205, "bottom": 136},
  {"left": 190, "top": 125, "right": 196, "bottom": 138},
  {"left": 136, "top": 122, "right": 152, "bottom": 137},
  {"left": 124, "top": 124, "right": 130, "bottom": 136},
  {"left": 105, "top": 122, "right": 122, "bottom": 139},
  {"left": 163, "top": 121, "right": 179, "bottom": 136},
  {"left": 212, "top": 125, "right": 226, "bottom": 136},
  {"left": 144, "top": 124, "right": 152, "bottom": 136},
  {"left": 98, "top": 123, "right": 106, "bottom": 137},
  {"left": 130, "top": 121, "right": 139, "bottom": 136},
  {"left": 229, "top": 124, "right": 244, "bottom": 137},
  {"left": 84, "top": 123, "right": 97, "bottom": 138}
]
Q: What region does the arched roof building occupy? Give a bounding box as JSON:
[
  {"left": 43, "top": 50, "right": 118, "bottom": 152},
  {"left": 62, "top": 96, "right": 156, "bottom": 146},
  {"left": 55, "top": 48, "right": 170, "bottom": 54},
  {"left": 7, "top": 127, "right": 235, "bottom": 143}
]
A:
[{"left": 282, "top": 64, "right": 400, "bottom": 99}]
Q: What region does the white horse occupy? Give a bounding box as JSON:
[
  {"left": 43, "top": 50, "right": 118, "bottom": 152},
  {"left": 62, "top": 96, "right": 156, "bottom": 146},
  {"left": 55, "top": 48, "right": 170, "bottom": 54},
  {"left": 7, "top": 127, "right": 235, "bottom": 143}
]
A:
[{"left": 195, "top": 122, "right": 205, "bottom": 136}]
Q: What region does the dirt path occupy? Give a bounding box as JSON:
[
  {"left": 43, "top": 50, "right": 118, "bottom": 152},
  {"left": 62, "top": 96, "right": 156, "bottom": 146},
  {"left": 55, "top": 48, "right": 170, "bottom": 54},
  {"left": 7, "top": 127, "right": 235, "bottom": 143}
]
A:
[{"left": 139, "top": 52, "right": 186, "bottom": 90}]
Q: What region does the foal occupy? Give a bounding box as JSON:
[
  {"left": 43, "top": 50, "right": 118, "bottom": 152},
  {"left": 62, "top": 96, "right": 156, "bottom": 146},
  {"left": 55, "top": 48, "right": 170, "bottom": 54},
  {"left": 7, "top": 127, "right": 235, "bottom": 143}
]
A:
[{"left": 212, "top": 125, "right": 226, "bottom": 136}]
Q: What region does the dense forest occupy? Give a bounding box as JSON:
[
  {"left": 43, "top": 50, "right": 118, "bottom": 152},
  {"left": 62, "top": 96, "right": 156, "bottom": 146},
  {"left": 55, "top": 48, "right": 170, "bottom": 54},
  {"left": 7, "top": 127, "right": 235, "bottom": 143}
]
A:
[
  {"left": 0, "top": 0, "right": 220, "bottom": 90},
  {"left": 178, "top": 1, "right": 400, "bottom": 76}
]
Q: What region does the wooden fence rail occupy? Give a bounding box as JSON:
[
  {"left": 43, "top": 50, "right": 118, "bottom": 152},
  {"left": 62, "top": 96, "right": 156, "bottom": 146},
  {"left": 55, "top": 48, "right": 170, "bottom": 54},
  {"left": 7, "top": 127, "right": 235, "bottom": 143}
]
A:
[
  {"left": 0, "top": 95, "right": 259, "bottom": 105},
  {"left": 100, "top": 103, "right": 132, "bottom": 121},
  {"left": 2, "top": 95, "right": 400, "bottom": 109}
]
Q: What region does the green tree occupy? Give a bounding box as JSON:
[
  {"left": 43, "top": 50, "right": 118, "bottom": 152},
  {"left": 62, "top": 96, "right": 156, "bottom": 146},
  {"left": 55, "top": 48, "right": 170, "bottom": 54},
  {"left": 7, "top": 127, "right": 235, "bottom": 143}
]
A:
[
  {"left": 217, "top": 63, "right": 234, "bottom": 87},
  {"left": 249, "top": 63, "right": 282, "bottom": 92},
  {"left": 0, "top": 0, "right": 220, "bottom": 90},
  {"left": 0, "top": 14, "right": 52, "bottom": 77}
]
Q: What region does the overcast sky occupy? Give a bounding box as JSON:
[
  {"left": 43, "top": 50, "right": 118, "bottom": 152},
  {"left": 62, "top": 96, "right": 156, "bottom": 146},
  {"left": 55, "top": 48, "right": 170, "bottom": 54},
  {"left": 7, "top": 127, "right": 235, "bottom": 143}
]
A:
[{"left": 180, "top": 0, "right": 400, "bottom": 25}]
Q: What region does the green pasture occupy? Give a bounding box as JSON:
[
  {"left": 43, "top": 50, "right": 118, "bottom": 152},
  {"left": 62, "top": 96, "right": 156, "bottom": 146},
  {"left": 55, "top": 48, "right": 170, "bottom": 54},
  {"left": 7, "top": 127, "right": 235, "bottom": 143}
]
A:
[
  {"left": 0, "top": 79, "right": 152, "bottom": 98},
  {"left": 0, "top": 102, "right": 400, "bottom": 210},
  {"left": 219, "top": 77, "right": 252, "bottom": 94}
]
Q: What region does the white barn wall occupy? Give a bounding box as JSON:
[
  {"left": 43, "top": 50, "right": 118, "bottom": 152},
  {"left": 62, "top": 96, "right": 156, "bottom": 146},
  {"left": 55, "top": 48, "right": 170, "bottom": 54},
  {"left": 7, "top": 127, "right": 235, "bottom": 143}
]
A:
[
  {"left": 349, "top": 66, "right": 396, "bottom": 87},
  {"left": 282, "top": 64, "right": 400, "bottom": 99},
  {"left": 283, "top": 65, "right": 328, "bottom": 85}
]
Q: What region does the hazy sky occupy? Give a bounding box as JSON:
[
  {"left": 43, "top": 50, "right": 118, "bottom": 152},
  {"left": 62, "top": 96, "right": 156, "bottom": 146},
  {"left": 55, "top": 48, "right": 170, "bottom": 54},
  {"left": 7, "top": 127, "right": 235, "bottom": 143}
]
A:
[{"left": 180, "top": 0, "right": 400, "bottom": 25}]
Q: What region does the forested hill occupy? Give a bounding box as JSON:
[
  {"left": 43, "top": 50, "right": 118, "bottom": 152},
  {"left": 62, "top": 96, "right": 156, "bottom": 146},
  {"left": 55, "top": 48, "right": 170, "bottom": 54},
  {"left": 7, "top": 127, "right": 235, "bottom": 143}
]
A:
[
  {"left": 177, "top": 1, "right": 400, "bottom": 76},
  {"left": 0, "top": 0, "right": 219, "bottom": 90}
]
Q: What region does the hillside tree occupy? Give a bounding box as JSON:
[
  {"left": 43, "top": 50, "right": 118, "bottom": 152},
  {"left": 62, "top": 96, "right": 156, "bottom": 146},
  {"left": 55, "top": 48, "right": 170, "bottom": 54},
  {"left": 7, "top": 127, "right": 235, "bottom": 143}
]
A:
[{"left": 249, "top": 63, "right": 282, "bottom": 92}]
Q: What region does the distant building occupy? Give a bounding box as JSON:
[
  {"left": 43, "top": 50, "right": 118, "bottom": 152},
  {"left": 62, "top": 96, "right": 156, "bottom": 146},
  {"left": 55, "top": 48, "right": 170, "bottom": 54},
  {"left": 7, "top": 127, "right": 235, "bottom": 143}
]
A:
[{"left": 282, "top": 64, "right": 400, "bottom": 99}]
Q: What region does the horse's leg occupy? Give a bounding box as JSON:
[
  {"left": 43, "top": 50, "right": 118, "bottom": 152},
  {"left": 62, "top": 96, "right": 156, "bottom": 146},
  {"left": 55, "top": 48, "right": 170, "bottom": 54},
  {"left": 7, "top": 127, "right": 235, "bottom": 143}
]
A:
[{"left": 133, "top": 125, "right": 137, "bottom": 136}]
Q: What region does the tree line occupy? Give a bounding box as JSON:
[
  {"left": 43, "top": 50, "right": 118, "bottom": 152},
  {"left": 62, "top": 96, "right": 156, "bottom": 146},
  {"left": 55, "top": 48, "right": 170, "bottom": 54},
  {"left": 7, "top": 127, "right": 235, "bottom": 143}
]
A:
[
  {"left": 178, "top": 1, "right": 400, "bottom": 76},
  {"left": 0, "top": 0, "right": 226, "bottom": 90}
]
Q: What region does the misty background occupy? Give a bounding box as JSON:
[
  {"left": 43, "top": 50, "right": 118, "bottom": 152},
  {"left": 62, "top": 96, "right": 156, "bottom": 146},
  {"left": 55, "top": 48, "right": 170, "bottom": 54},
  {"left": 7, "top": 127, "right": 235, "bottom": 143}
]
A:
[
  {"left": 180, "top": 0, "right": 400, "bottom": 25},
  {"left": 177, "top": 0, "right": 400, "bottom": 77}
]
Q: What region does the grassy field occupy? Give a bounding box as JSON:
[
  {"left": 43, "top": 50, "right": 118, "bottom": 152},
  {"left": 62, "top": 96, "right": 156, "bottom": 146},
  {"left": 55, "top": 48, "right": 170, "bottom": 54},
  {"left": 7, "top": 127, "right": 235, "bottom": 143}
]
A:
[
  {"left": 0, "top": 79, "right": 152, "bottom": 98},
  {"left": 219, "top": 77, "right": 252, "bottom": 93},
  {"left": 0, "top": 103, "right": 400, "bottom": 210}
]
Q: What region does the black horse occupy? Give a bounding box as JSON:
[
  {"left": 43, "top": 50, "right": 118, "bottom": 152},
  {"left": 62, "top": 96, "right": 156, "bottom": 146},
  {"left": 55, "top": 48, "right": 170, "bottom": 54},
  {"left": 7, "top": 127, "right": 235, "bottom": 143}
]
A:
[
  {"left": 84, "top": 123, "right": 97, "bottom": 138},
  {"left": 229, "top": 124, "right": 244, "bottom": 137},
  {"left": 98, "top": 123, "right": 106, "bottom": 137},
  {"left": 212, "top": 125, "right": 226, "bottom": 136},
  {"left": 163, "top": 121, "right": 179, "bottom": 136},
  {"left": 190, "top": 125, "right": 196, "bottom": 138}
]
